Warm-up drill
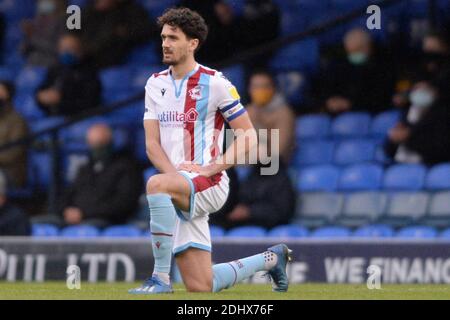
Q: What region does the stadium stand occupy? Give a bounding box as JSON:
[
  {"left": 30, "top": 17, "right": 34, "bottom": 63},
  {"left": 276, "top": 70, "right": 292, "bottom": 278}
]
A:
[{"left": 1, "top": 0, "right": 450, "bottom": 241}]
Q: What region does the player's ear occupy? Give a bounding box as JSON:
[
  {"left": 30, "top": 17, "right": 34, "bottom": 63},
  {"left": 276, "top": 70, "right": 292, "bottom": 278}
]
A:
[{"left": 189, "top": 38, "right": 200, "bottom": 53}]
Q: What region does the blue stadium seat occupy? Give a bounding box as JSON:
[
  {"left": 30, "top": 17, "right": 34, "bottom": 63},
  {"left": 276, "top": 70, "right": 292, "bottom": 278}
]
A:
[
  {"left": 330, "top": 112, "right": 371, "bottom": 137},
  {"left": 60, "top": 225, "right": 100, "bottom": 238},
  {"left": 226, "top": 226, "right": 267, "bottom": 238},
  {"left": 425, "top": 163, "right": 450, "bottom": 190},
  {"left": 337, "top": 191, "right": 387, "bottom": 227},
  {"left": 0, "top": 66, "right": 15, "bottom": 81},
  {"left": 295, "top": 192, "right": 344, "bottom": 228},
  {"left": 270, "top": 39, "right": 319, "bottom": 74},
  {"left": 276, "top": 71, "right": 307, "bottom": 106},
  {"left": 102, "top": 225, "right": 142, "bottom": 237},
  {"left": 422, "top": 191, "right": 450, "bottom": 228},
  {"left": 396, "top": 226, "right": 438, "bottom": 239},
  {"left": 30, "top": 152, "right": 52, "bottom": 189},
  {"left": 143, "top": 167, "right": 158, "bottom": 182},
  {"left": 32, "top": 224, "right": 59, "bottom": 237},
  {"left": 297, "top": 165, "right": 340, "bottom": 191},
  {"left": 125, "top": 42, "right": 159, "bottom": 66},
  {"left": 374, "top": 143, "right": 391, "bottom": 164},
  {"left": 338, "top": 164, "right": 383, "bottom": 191},
  {"left": 221, "top": 65, "right": 245, "bottom": 94},
  {"left": 310, "top": 226, "right": 351, "bottom": 238},
  {"left": 353, "top": 224, "right": 394, "bottom": 238},
  {"left": 99, "top": 66, "right": 132, "bottom": 90},
  {"left": 130, "top": 66, "right": 162, "bottom": 90},
  {"left": 0, "top": 0, "right": 35, "bottom": 21},
  {"left": 334, "top": 139, "right": 376, "bottom": 165},
  {"left": 13, "top": 93, "right": 45, "bottom": 120},
  {"left": 440, "top": 228, "right": 450, "bottom": 239},
  {"left": 15, "top": 66, "right": 47, "bottom": 92},
  {"left": 296, "top": 114, "right": 331, "bottom": 139},
  {"left": 293, "top": 140, "right": 334, "bottom": 166},
  {"left": 379, "top": 192, "right": 429, "bottom": 227},
  {"left": 370, "top": 110, "right": 401, "bottom": 138},
  {"left": 383, "top": 164, "right": 426, "bottom": 190},
  {"left": 267, "top": 225, "right": 309, "bottom": 238},
  {"left": 210, "top": 225, "right": 225, "bottom": 238},
  {"left": 138, "top": 0, "right": 178, "bottom": 18}
]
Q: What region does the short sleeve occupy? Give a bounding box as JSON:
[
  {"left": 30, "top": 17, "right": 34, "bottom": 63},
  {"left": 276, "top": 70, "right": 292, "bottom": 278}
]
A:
[
  {"left": 143, "top": 84, "right": 158, "bottom": 120},
  {"left": 215, "top": 73, "right": 246, "bottom": 122}
]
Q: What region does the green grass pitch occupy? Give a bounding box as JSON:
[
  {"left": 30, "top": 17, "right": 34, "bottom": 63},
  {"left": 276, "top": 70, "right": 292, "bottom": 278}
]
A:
[{"left": 1, "top": 282, "right": 450, "bottom": 300}]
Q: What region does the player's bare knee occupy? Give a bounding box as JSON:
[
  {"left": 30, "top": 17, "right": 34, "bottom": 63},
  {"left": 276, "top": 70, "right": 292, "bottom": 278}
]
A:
[{"left": 146, "top": 174, "right": 168, "bottom": 194}]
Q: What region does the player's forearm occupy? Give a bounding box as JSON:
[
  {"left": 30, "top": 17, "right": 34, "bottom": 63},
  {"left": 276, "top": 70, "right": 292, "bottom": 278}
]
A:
[
  {"left": 146, "top": 141, "right": 177, "bottom": 174},
  {"left": 212, "top": 127, "right": 258, "bottom": 173}
]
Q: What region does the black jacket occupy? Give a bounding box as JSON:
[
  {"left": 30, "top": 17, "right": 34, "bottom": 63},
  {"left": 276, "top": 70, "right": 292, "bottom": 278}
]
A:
[
  {"left": 385, "top": 99, "right": 450, "bottom": 165},
  {"left": 312, "top": 53, "right": 395, "bottom": 113},
  {"left": 36, "top": 62, "right": 102, "bottom": 116},
  {"left": 60, "top": 153, "right": 143, "bottom": 224},
  {"left": 211, "top": 164, "right": 296, "bottom": 229},
  {"left": 0, "top": 203, "right": 30, "bottom": 236}
]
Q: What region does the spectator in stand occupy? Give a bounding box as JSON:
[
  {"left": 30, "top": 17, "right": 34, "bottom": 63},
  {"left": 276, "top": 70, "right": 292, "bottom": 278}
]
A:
[
  {"left": 385, "top": 75, "right": 450, "bottom": 165},
  {"left": 0, "top": 81, "right": 29, "bottom": 188},
  {"left": 0, "top": 171, "right": 30, "bottom": 236},
  {"left": 60, "top": 123, "right": 142, "bottom": 227},
  {"left": 246, "top": 70, "right": 295, "bottom": 164},
  {"left": 81, "top": 0, "right": 156, "bottom": 69},
  {"left": 21, "top": 0, "right": 67, "bottom": 67},
  {"left": 35, "top": 32, "right": 102, "bottom": 116},
  {"left": 210, "top": 162, "right": 295, "bottom": 230},
  {"left": 179, "top": 0, "right": 242, "bottom": 63},
  {"left": 393, "top": 31, "right": 450, "bottom": 109},
  {"left": 313, "top": 28, "right": 395, "bottom": 114}
]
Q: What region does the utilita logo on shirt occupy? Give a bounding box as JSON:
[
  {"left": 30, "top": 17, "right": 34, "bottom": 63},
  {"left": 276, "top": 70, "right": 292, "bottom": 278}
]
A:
[{"left": 158, "top": 109, "right": 199, "bottom": 123}]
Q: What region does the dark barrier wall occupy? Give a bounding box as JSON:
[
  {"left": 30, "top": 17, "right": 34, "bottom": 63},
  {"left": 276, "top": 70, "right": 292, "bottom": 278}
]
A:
[{"left": 1, "top": 238, "right": 450, "bottom": 284}]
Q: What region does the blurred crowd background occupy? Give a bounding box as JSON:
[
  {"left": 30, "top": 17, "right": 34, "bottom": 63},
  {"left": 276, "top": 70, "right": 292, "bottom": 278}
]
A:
[{"left": 0, "top": 0, "right": 450, "bottom": 239}]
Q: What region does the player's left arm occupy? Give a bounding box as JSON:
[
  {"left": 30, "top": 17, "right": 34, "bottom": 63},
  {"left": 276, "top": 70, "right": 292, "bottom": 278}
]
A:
[{"left": 197, "top": 111, "right": 258, "bottom": 177}]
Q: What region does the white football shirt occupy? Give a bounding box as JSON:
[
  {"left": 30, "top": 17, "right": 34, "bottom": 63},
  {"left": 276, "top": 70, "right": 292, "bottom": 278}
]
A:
[{"left": 143, "top": 63, "right": 246, "bottom": 167}]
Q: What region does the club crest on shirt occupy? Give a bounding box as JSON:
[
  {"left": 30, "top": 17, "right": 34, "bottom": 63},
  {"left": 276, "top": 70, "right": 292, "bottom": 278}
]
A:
[{"left": 188, "top": 85, "right": 203, "bottom": 100}]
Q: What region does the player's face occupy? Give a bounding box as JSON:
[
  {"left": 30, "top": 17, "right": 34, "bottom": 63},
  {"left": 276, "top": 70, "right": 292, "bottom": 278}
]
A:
[{"left": 161, "top": 24, "right": 198, "bottom": 66}]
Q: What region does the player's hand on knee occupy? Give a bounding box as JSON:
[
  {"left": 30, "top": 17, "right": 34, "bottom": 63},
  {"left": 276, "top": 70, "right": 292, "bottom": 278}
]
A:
[{"left": 177, "top": 162, "right": 201, "bottom": 173}]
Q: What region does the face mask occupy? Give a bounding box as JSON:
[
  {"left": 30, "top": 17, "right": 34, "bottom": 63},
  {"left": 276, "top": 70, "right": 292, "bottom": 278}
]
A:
[
  {"left": 37, "top": 0, "right": 56, "bottom": 15},
  {"left": 59, "top": 51, "right": 79, "bottom": 66},
  {"left": 409, "top": 89, "right": 435, "bottom": 108},
  {"left": 90, "top": 144, "right": 113, "bottom": 162},
  {"left": 250, "top": 88, "right": 275, "bottom": 106},
  {"left": 348, "top": 52, "right": 369, "bottom": 65}
]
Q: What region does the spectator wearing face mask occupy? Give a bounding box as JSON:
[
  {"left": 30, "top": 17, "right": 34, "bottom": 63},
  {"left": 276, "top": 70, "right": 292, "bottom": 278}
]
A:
[
  {"left": 0, "top": 171, "right": 30, "bottom": 236},
  {"left": 21, "top": 0, "right": 68, "bottom": 67},
  {"left": 0, "top": 81, "right": 29, "bottom": 188},
  {"left": 35, "top": 33, "right": 102, "bottom": 116},
  {"left": 59, "top": 123, "right": 143, "bottom": 227},
  {"left": 385, "top": 77, "right": 450, "bottom": 165},
  {"left": 246, "top": 70, "right": 295, "bottom": 164},
  {"left": 311, "top": 28, "right": 395, "bottom": 114},
  {"left": 392, "top": 31, "right": 450, "bottom": 109}
]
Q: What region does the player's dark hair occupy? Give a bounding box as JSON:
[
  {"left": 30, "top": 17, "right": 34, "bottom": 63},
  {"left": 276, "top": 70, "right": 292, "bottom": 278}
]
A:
[{"left": 157, "top": 7, "right": 208, "bottom": 51}]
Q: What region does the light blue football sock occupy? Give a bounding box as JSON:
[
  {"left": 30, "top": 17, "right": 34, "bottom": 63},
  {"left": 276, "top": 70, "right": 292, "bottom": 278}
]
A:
[
  {"left": 147, "top": 193, "right": 177, "bottom": 274},
  {"left": 212, "top": 252, "right": 276, "bottom": 292}
]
